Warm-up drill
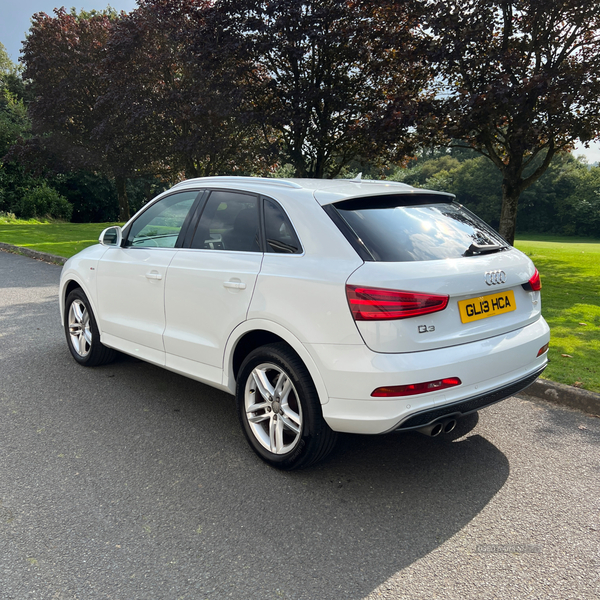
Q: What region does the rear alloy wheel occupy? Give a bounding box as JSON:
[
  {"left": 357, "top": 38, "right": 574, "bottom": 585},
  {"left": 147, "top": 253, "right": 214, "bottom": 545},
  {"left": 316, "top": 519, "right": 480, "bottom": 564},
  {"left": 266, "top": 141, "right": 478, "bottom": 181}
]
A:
[
  {"left": 236, "top": 343, "right": 337, "bottom": 469},
  {"left": 65, "top": 288, "right": 116, "bottom": 367}
]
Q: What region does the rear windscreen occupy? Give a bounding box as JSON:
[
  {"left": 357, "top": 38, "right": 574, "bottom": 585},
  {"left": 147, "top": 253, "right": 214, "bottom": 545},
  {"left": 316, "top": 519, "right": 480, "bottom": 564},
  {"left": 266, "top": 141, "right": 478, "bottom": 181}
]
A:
[{"left": 332, "top": 199, "right": 508, "bottom": 262}]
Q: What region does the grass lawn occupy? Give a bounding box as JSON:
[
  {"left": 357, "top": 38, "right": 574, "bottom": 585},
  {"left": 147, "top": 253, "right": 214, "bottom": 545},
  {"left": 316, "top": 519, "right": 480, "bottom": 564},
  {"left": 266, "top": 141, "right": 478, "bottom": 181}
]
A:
[
  {"left": 0, "top": 220, "right": 120, "bottom": 258},
  {"left": 515, "top": 236, "right": 600, "bottom": 393},
  {"left": 0, "top": 221, "right": 598, "bottom": 392}
]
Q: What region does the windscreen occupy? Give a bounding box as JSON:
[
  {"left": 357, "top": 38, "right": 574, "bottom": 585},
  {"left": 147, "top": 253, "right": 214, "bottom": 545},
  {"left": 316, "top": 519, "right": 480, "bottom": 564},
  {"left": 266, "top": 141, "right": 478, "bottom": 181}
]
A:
[{"left": 333, "top": 198, "right": 508, "bottom": 262}]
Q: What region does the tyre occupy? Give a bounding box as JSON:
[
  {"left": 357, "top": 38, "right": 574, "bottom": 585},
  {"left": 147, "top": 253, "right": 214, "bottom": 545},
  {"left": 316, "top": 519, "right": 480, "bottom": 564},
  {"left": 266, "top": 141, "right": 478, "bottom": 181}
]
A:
[
  {"left": 64, "top": 288, "right": 116, "bottom": 367},
  {"left": 236, "top": 343, "right": 337, "bottom": 470}
]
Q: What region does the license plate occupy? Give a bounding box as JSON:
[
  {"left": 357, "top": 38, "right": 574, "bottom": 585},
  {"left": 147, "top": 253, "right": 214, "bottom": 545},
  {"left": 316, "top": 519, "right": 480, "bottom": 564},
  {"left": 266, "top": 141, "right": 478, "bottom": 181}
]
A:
[{"left": 458, "top": 290, "right": 516, "bottom": 324}]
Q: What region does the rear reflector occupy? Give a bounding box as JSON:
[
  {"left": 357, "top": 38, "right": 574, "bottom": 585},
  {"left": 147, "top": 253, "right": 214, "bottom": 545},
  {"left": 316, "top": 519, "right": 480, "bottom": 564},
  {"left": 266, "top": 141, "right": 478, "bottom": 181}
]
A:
[
  {"left": 537, "top": 343, "right": 549, "bottom": 357},
  {"left": 346, "top": 285, "right": 449, "bottom": 321},
  {"left": 372, "top": 377, "right": 462, "bottom": 397},
  {"left": 523, "top": 269, "right": 542, "bottom": 292}
]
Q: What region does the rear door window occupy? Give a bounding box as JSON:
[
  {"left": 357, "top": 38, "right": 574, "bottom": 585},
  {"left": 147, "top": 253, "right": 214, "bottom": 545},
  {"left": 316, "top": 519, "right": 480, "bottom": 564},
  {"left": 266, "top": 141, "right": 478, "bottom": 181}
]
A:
[
  {"left": 330, "top": 195, "right": 508, "bottom": 262},
  {"left": 191, "top": 190, "right": 260, "bottom": 252}
]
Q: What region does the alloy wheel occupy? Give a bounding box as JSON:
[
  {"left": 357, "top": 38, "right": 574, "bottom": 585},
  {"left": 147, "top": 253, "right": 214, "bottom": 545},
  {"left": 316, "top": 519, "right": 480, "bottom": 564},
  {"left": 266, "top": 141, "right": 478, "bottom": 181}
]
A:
[
  {"left": 244, "top": 362, "right": 303, "bottom": 455},
  {"left": 68, "top": 299, "right": 92, "bottom": 358}
]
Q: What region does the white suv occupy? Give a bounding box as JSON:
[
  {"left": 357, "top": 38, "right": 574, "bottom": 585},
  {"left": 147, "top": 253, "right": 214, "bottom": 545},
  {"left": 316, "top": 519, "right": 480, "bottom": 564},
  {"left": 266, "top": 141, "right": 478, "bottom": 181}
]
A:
[{"left": 59, "top": 177, "right": 550, "bottom": 469}]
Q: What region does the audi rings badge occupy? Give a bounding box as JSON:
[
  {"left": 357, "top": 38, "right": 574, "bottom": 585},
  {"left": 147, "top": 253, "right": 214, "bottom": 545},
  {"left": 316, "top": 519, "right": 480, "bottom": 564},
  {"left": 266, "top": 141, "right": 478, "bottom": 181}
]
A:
[{"left": 485, "top": 270, "right": 507, "bottom": 286}]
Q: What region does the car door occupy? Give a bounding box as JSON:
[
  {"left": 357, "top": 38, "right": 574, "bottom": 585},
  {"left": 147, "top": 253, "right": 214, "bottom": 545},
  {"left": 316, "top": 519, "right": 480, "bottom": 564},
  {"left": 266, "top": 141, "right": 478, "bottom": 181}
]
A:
[
  {"left": 163, "top": 189, "right": 263, "bottom": 377},
  {"left": 96, "top": 190, "right": 200, "bottom": 365}
]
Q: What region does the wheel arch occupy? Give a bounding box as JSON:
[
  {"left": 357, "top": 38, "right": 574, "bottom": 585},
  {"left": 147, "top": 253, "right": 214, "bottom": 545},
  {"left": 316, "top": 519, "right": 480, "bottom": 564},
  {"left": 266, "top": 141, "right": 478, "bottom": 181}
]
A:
[
  {"left": 59, "top": 274, "right": 98, "bottom": 329},
  {"left": 223, "top": 320, "right": 330, "bottom": 405}
]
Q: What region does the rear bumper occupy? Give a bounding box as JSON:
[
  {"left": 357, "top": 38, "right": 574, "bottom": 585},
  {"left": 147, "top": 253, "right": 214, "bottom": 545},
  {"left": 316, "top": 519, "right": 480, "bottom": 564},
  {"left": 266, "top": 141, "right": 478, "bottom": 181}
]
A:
[
  {"left": 394, "top": 365, "right": 545, "bottom": 431},
  {"left": 308, "top": 316, "right": 550, "bottom": 434}
]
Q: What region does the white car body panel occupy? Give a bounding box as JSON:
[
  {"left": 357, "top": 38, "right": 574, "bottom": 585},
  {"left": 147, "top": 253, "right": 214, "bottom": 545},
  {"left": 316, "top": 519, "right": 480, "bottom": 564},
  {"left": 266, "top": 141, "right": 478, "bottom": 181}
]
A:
[
  {"left": 248, "top": 253, "right": 363, "bottom": 345},
  {"left": 348, "top": 248, "right": 542, "bottom": 353},
  {"left": 96, "top": 246, "right": 177, "bottom": 357},
  {"left": 221, "top": 318, "right": 331, "bottom": 403},
  {"left": 164, "top": 248, "right": 263, "bottom": 367},
  {"left": 316, "top": 317, "right": 549, "bottom": 433},
  {"left": 59, "top": 244, "right": 108, "bottom": 326}
]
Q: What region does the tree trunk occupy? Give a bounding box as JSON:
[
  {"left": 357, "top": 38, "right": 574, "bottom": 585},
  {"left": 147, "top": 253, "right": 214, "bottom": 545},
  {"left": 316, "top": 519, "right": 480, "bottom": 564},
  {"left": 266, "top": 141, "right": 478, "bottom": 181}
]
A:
[
  {"left": 184, "top": 157, "right": 198, "bottom": 180},
  {"left": 115, "top": 175, "right": 130, "bottom": 222},
  {"left": 499, "top": 176, "right": 522, "bottom": 246}
]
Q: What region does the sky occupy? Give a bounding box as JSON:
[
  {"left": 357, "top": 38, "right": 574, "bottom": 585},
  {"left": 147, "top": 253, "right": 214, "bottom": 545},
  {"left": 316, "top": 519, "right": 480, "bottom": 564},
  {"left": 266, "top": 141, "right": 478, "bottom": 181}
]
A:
[{"left": 1, "top": 0, "right": 599, "bottom": 165}]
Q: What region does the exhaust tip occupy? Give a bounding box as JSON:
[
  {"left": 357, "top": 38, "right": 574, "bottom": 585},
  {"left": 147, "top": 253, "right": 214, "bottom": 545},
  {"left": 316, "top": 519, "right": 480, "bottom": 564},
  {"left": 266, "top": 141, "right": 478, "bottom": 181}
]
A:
[
  {"left": 443, "top": 419, "right": 457, "bottom": 434},
  {"left": 416, "top": 421, "right": 444, "bottom": 437},
  {"left": 430, "top": 423, "right": 443, "bottom": 437}
]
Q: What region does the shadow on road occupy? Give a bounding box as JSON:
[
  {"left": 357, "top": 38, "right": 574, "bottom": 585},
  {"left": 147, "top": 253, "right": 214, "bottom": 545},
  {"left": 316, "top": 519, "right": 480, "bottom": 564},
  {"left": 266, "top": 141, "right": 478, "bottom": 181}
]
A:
[{"left": 13, "top": 350, "right": 509, "bottom": 599}]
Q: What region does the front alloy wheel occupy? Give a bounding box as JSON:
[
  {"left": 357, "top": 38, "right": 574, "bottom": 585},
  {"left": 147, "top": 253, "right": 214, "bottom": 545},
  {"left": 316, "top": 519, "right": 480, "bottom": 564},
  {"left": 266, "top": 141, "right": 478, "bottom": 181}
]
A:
[
  {"left": 68, "top": 299, "right": 92, "bottom": 358},
  {"left": 236, "top": 343, "right": 337, "bottom": 470},
  {"left": 64, "top": 288, "right": 116, "bottom": 367}
]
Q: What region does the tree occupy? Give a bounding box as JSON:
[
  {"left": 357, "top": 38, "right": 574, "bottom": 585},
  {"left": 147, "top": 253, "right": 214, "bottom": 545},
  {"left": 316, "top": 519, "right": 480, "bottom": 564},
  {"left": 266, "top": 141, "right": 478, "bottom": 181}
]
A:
[
  {"left": 417, "top": 151, "right": 591, "bottom": 235},
  {"left": 1, "top": 43, "right": 34, "bottom": 215},
  {"left": 559, "top": 163, "right": 600, "bottom": 236},
  {"left": 101, "top": 0, "right": 268, "bottom": 180},
  {"left": 0, "top": 88, "right": 29, "bottom": 160},
  {"left": 217, "top": 0, "right": 425, "bottom": 178},
  {"left": 421, "top": 0, "right": 600, "bottom": 243},
  {"left": 21, "top": 8, "right": 135, "bottom": 220},
  {"left": 0, "top": 47, "right": 30, "bottom": 159},
  {"left": 0, "top": 42, "right": 12, "bottom": 75}
]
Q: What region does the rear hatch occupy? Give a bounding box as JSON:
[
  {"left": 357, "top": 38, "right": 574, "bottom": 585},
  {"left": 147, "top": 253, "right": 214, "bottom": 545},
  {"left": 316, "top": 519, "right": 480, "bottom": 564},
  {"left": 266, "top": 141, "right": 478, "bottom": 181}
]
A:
[{"left": 323, "top": 193, "right": 542, "bottom": 353}]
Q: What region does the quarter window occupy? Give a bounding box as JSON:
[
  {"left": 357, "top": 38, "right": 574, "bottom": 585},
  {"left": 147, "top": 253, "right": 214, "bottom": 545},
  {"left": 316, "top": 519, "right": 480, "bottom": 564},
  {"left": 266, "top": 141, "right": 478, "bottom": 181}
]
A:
[
  {"left": 125, "top": 191, "right": 198, "bottom": 248},
  {"left": 264, "top": 198, "right": 302, "bottom": 254}
]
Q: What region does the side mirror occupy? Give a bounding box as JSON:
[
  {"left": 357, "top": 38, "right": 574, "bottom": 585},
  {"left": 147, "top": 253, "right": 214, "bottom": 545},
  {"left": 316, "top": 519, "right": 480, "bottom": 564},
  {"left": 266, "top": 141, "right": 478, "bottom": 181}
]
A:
[{"left": 99, "top": 226, "right": 123, "bottom": 247}]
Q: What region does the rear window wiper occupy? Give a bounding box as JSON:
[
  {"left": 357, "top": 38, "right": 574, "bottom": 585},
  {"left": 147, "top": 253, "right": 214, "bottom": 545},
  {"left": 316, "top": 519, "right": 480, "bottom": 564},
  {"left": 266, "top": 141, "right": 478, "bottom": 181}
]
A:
[{"left": 463, "top": 242, "right": 508, "bottom": 256}]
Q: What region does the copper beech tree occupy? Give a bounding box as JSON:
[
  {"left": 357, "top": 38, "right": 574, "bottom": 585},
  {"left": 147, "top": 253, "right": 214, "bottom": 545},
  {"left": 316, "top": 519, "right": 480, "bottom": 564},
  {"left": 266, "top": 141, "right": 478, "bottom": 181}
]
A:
[
  {"left": 216, "top": 0, "right": 427, "bottom": 178},
  {"left": 101, "top": 0, "right": 270, "bottom": 180},
  {"left": 21, "top": 8, "right": 137, "bottom": 220},
  {"left": 421, "top": 0, "right": 600, "bottom": 244}
]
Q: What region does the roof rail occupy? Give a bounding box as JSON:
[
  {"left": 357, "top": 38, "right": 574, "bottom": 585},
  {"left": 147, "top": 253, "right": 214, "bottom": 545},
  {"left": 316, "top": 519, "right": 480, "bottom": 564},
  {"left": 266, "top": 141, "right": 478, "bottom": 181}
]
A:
[{"left": 171, "top": 176, "right": 304, "bottom": 190}]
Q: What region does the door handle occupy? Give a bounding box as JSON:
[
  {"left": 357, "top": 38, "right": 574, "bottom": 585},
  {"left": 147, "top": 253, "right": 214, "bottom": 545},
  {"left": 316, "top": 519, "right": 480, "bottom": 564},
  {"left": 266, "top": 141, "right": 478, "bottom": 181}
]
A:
[
  {"left": 223, "top": 280, "right": 246, "bottom": 290},
  {"left": 145, "top": 271, "right": 162, "bottom": 280}
]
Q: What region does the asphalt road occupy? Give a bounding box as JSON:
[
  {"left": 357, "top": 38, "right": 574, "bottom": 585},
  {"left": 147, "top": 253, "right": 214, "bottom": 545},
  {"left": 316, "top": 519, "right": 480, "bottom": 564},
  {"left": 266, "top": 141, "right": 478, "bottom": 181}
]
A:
[{"left": 0, "top": 249, "right": 599, "bottom": 600}]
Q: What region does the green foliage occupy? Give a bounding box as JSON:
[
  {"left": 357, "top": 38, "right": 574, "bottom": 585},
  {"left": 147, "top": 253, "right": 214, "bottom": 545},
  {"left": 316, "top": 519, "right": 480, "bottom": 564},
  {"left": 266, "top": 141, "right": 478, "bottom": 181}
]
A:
[
  {"left": 423, "top": 156, "right": 503, "bottom": 228},
  {"left": 395, "top": 151, "right": 599, "bottom": 237},
  {"left": 0, "top": 88, "right": 30, "bottom": 157},
  {"left": 18, "top": 184, "right": 73, "bottom": 220},
  {"left": 1, "top": 43, "right": 31, "bottom": 158},
  {"left": 0, "top": 211, "right": 17, "bottom": 223},
  {"left": 70, "top": 7, "right": 119, "bottom": 20},
  {"left": 268, "top": 164, "right": 297, "bottom": 178},
  {"left": 558, "top": 167, "right": 600, "bottom": 237},
  {"left": 48, "top": 172, "right": 164, "bottom": 222},
  {"left": 0, "top": 41, "right": 14, "bottom": 75},
  {"left": 0, "top": 161, "right": 39, "bottom": 214},
  {"left": 51, "top": 171, "right": 118, "bottom": 222}
]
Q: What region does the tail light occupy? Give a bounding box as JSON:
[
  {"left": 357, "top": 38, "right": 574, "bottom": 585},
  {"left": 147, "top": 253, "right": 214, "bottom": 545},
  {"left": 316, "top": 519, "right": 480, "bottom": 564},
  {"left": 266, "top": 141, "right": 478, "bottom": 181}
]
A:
[
  {"left": 522, "top": 269, "right": 542, "bottom": 292},
  {"left": 372, "top": 377, "right": 462, "bottom": 397},
  {"left": 346, "top": 285, "right": 449, "bottom": 321}
]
